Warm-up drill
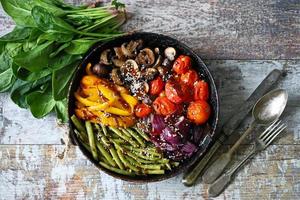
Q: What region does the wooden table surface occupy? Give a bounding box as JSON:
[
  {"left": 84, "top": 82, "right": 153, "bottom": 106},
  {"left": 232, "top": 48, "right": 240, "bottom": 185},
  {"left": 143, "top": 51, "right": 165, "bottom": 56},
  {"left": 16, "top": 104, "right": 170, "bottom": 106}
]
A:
[{"left": 1, "top": 0, "right": 299, "bottom": 199}]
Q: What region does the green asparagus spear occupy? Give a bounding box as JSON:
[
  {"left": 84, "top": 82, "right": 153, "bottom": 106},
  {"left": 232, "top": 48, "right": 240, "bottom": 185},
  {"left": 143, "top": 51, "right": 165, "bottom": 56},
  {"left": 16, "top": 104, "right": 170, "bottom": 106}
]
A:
[
  {"left": 101, "top": 124, "right": 108, "bottom": 136},
  {"left": 133, "top": 127, "right": 150, "bottom": 141},
  {"left": 71, "top": 115, "right": 86, "bottom": 134},
  {"left": 94, "top": 124, "right": 111, "bottom": 146},
  {"left": 85, "top": 121, "right": 98, "bottom": 160},
  {"left": 116, "top": 149, "right": 140, "bottom": 172},
  {"left": 124, "top": 128, "right": 145, "bottom": 147},
  {"left": 109, "top": 127, "right": 139, "bottom": 147},
  {"left": 96, "top": 141, "right": 116, "bottom": 167},
  {"left": 125, "top": 156, "right": 162, "bottom": 170},
  {"left": 99, "top": 162, "right": 135, "bottom": 176},
  {"left": 109, "top": 147, "right": 125, "bottom": 170},
  {"left": 120, "top": 128, "right": 132, "bottom": 138},
  {"left": 144, "top": 169, "right": 165, "bottom": 174}
]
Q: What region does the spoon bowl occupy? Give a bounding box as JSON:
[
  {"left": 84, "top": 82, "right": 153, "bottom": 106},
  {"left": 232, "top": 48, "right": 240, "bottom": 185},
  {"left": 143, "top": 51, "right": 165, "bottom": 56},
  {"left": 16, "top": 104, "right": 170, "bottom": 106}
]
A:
[{"left": 252, "top": 89, "right": 288, "bottom": 125}]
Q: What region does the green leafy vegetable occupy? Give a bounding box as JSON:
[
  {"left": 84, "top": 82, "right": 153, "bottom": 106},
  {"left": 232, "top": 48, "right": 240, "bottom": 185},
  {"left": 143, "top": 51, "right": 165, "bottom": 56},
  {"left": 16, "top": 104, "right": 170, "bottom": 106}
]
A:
[{"left": 0, "top": 0, "right": 127, "bottom": 122}]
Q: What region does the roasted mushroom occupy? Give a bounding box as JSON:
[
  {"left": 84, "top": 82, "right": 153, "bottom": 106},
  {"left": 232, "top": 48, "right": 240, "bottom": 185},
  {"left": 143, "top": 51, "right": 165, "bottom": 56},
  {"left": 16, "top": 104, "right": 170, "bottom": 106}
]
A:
[
  {"left": 120, "top": 59, "right": 141, "bottom": 80},
  {"left": 164, "top": 47, "right": 176, "bottom": 61},
  {"left": 121, "top": 40, "right": 141, "bottom": 58},
  {"left": 114, "top": 47, "right": 125, "bottom": 60},
  {"left": 100, "top": 49, "right": 112, "bottom": 65},
  {"left": 111, "top": 68, "right": 124, "bottom": 85},
  {"left": 112, "top": 57, "right": 125, "bottom": 68},
  {"left": 143, "top": 68, "right": 158, "bottom": 81},
  {"left": 136, "top": 48, "right": 155, "bottom": 68},
  {"left": 92, "top": 63, "right": 112, "bottom": 77}
]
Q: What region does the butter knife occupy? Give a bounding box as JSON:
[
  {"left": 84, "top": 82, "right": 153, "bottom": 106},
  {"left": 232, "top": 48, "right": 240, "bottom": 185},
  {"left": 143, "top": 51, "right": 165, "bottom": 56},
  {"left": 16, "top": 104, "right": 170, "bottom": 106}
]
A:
[{"left": 182, "top": 69, "right": 282, "bottom": 186}]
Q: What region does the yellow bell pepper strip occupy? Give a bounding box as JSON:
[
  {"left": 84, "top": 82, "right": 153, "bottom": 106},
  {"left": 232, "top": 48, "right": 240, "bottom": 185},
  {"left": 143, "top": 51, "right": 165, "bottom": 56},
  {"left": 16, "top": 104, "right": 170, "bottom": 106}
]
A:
[
  {"left": 120, "top": 93, "right": 138, "bottom": 111},
  {"left": 81, "top": 75, "right": 102, "bottom": 87},
  {"left": 104, "top": 107, "right": 132, "bottom": 116},
  {"left": 87, "top": 102, "right": 110, "bottom": 111},
  {"left": 115, "top": 85, "right": 129, "bottom": 94},
  {"left": 97, "top": 84, "right": 119, "bottom": 101},
  {"left": 85, "top": 63, "right": 93, "bottom": 75},
  {"left": 75, "top": 92, "right": 108, "bottom": 107}
]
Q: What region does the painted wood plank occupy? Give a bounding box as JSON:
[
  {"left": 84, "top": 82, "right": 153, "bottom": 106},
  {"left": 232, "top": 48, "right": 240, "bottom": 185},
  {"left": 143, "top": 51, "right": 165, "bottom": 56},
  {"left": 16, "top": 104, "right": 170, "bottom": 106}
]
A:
[
  {"left": 0, "top": 144, "right": 299, "bottom": 200},
  {"left": 1, "top": 60, "right": 299, "bottom": 145},
  {"left": 1, "top": 0, "right": 299, "bottom": 59}
]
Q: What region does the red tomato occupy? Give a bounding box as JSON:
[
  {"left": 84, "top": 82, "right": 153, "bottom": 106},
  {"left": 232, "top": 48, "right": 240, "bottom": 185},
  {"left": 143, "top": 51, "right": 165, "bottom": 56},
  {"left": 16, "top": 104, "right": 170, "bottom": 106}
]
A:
[
  {"left": 187, "top": 101, "right": 211, "bottom": 124},
  {"left": 153, "top": 96, "right": 177, "bottom": 116},
  {"left": 172, "top": 55, "right": 191, "bottom": 74},
  {"left": 135, "top": 103, "right": 152, "bottom": 118},
  {"left": 181, "top": 70, "right": 199, "bottom": 87},
  {"left": 194, "top": 80, "right": 209, "bottom": 101},
  {"left": 150, "top": 76, "right": 164, "bottom": 95},
  {"left": 165, "top": 81, "right": 185, "bottom": 104}
]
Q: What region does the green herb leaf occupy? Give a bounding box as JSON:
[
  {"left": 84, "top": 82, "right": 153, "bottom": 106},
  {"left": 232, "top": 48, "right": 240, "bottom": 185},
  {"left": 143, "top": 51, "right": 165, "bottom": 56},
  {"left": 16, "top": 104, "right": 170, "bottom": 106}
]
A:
[
  {"left": 49, "top": 42, "right": 71, "bottom": 58},
  {"left": 0, "top": 0, "right": 36, "bottom": 27},
  {"left": 0, "top": 68, "right": 15, "bottom": 92},
  {"left": 32, "top": 6, "right": 76, "bottom": 34},
  {"left": 55, "top": 99, "right": 68, "bottom": 123},
  {"left": 64, "top": 39, "right": 97, "bottom": 55},
  {"left": 50, "top": 54, "right": 82, "bottom": 71},
  {"left": 0, "top": 26, "right": 32, "bottom": 42},
  {"left": 26, "top": 84, "right": 55, "bottom": 118},
  {"left": 13, "top": 41, "right": 54, "bottom": 72},
  {"left": 37, "top": 32, "right": 73, "bottom": 44},
  {"left": 12, "top": 65, "right": 52, "bottom": 82},
  {"left": 10, "top": 76, "right": 50, "bottom": 108},
  {"left": 52, "top": 60, "right": 79, "bottom": 101}
]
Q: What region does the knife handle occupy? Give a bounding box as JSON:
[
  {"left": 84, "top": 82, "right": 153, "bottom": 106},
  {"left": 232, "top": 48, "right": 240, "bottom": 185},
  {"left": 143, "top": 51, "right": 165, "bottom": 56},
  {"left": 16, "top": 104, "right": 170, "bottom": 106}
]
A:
[{"left": 182, "top": 135, "right": 225, "bottom": 186}]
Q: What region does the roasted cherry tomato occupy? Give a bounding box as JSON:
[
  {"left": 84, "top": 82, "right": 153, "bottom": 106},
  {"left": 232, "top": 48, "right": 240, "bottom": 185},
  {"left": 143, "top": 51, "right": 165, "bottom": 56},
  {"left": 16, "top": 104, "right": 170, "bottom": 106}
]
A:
[
  {"left": 135, "top": 103, "right": 152, "bottom": 118},
  {"left": 153, "top": 96, "right": 177, "bottom": 116},
  {"left": 187, "top": 100, "right": 211, "bottom": 124},
  {"left": 172, "top": 55, "right": 191, "bottom": 74},
  {"left": 165, "top": 81, "right": 185, "bottom": 104},
  {"left": 149, "top": 76, "right": 164, "bottom": 95},
  {"left": 181, "top": 70, "right": 199, "bottom": 87},
  {"left": 194, "top": 80, "right": 209, "bottom": 101}
]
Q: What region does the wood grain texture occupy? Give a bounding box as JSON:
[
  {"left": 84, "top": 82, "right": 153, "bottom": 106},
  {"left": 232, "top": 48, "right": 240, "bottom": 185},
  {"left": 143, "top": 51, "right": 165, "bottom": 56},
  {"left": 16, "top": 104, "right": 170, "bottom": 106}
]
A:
[
  {"left": 0, "top": 144, "right": 299, "bottom": 200},
  {"left": 1, "top": 0, "right": 300, "bottom": 59}
]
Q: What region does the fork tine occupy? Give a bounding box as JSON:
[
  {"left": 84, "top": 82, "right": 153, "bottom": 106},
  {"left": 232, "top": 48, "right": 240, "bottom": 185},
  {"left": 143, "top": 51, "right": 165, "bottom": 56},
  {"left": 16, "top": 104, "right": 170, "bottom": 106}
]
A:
[
  {"left": 263, "top": 123, "right": 285, "bottom": 143},
  {"left": 260, "top": 120, "right": 281, "bottom": 140},
  {"left": 259, "top": 119, "right": 279, "bottom": 139},
  {"left": 265, "top": 124, "right": 287, "bottom": 146}
]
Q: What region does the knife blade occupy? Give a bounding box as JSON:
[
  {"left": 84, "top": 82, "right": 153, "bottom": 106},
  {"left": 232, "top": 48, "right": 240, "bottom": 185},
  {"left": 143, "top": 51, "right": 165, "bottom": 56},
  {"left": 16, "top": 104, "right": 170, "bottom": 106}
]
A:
[{"left": 182, "top": 69, "right": 282, "bottom": 186}]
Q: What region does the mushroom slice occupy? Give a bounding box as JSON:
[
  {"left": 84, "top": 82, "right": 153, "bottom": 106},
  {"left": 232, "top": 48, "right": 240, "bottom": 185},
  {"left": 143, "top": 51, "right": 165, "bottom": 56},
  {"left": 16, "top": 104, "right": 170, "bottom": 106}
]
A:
[
  {"left": 114, "top": 47, "right": 125, "bottom": 60},
  {"left": 144, "top": 68, "right": 158, "bottom": 81},
  {"left": 152, "top": 55, "right": 162, "bottom": 68},
  {"left": 111, "top": 68, "right": 124, "bottom": 85},
  {"left": 92, "top": 63, "right": 112, "bottom": 77},
  {"left": 121, "top": 40, "right": 141, "bottom": 58},
  {"left": 120, "top": 59, "right": 140, "bottom": 80},
  {"left": 164, "top": 47, "right": 176, "bottom": 61},
  {"left": 112, "top": 57, "right": 125, "bottom": 68},
  {"left": 136, "top": 48, "right": 155, "bottom": 68},
  {"left": 100, "top": 49, "right": 112, "bottom": 65}
]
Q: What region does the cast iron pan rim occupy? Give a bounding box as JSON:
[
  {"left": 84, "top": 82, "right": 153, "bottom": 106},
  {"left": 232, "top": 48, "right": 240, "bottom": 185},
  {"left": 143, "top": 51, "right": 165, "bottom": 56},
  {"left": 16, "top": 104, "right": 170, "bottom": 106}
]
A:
[{"left": 67, "top": 32, "right": 220, "bottom": 182}]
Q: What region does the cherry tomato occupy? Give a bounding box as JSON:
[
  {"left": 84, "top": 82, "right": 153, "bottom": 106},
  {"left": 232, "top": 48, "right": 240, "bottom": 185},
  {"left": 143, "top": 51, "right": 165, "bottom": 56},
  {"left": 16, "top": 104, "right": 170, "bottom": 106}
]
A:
[
  {"left": 149, "top": 76, "right": 164, "bottom": 95},
  {"left": 172, "top": 55, "right": 191, "bottom": 74},
  {"left": 135, "top": 103, "right": 152, "bottom": 118},
  {"left": 187, "top": 101, "right": 211, "bottom": 124},
  {"left": 181, "top": 70, "right": 199, "bottom": 87},
  {"left": 194, "top": 80, "right": 209, "bottom": 101},
  {"left": 165, "top": 81, "right": 185, "bottom": 104},
  {"left": 153, "top": 96, "right": 177, "bottom": 116}
]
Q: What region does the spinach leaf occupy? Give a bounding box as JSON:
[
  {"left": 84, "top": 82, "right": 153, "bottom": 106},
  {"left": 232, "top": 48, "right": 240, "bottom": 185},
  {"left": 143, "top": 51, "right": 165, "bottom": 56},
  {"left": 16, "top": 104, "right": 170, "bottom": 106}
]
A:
[
  {"left": 10, "top": 76, "right": 50, "bottom": 108},
  {"left": 0, "top": 50, "right": 12, "bottom": 72},
  {"left": 55, "top": 99, "right": 68, "bottom": 122},
  {"left": 26, "top": 84, "right": 55, "bottom": 118},
  {"left": 0, "top": 0, "right": 36, "bottom": 27},
  {"left": 50, "top": 54, "right": 81, "bottom": 70},
  {"left": 37, "top": 32, "right": 73, "bottom": 44},
  {"left": 49, "top": 42, "right": 71, "bottom": 58},
  {"left": 64, "top": 39, "right": 97, "bottom": 55},
  {"left": 33, "top": 0, "right": 65, "bottom": 16},
  {"left": 13, "top": 41, "right": 54, "bottom": 72},
  {"left": 0, "top": 26, "right": 32, "bottom": 42},
  {"left": 32, "top": 6, "right": 76, "bottom": 34},
  {"left": 12, "top": 65, "right": 52, "bottom": 82},
  {"left": 0, "top": 68, "right": 15, "bottom": 92},
  {"left": 52, "top": 60, "right": 79, "bottom": 101}
]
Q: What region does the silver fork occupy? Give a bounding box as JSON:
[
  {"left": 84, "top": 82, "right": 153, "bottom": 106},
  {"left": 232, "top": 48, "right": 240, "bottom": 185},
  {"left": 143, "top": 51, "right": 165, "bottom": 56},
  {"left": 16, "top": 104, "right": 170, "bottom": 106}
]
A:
[{"left": 208, "top": 120, "right": 287, "bottom": 197}]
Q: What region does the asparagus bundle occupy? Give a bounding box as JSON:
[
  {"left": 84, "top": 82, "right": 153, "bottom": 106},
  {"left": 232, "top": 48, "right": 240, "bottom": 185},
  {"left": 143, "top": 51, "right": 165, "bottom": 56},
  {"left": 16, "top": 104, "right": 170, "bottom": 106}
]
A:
[{"left": 71, "top": 115, "right": 177, "bottom": 175}]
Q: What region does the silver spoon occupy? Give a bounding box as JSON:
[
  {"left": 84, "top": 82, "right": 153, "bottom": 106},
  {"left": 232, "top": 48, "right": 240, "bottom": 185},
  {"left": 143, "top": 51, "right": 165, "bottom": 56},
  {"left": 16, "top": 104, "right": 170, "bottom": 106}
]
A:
[{"left": 202, "top": 89, "right": 288, "bottom": 184}]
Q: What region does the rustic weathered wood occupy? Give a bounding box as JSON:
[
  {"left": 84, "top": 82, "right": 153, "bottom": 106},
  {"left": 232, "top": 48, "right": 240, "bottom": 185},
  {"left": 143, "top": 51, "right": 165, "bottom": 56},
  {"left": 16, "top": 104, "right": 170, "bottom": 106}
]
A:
[
  {"left": 1, "top": 0, "right": 299, "bottom": 59},
  {"left": 0, "top": 144, "right": 299, "bottom": 200},
  {"left": 0, "top": 0, "right": 300, "bottom": 199}
]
